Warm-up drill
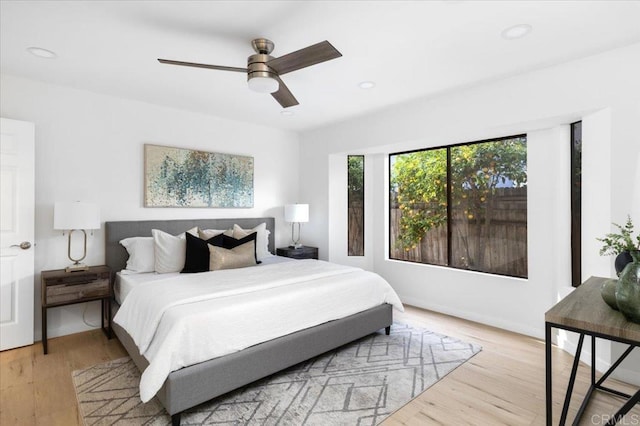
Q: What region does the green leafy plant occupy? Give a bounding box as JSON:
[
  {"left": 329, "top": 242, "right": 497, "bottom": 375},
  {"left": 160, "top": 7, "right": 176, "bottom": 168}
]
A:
[
  {"left": 390, "top": 137, "right": 527, "bottom": 260},
  {"left": 597, "top": 215, "right": 640, "bottom": 256}
]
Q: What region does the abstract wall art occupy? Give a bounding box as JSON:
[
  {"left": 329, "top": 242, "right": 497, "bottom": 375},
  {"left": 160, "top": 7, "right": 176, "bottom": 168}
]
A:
[{"left": 144, "top": 144, "right": 254, "bottom": 208}]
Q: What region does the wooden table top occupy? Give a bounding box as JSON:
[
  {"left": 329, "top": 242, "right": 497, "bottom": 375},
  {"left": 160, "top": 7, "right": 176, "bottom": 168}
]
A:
[{"left": 545, "top": 276, "right": 640, "bottom": 343}]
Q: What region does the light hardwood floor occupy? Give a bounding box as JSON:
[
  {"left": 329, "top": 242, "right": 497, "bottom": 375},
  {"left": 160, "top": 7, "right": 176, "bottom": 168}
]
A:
[{"left": 1, "top": 305, "right": 638, "bottom": 425}]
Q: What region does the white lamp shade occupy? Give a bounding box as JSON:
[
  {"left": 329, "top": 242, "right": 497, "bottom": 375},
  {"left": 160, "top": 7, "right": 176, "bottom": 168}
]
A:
[
  {"left": 248, "top": 76, "right": 279, "bottom": 93},
  {"left": 284, "top": 204, "right": 309, "bottom": 223},
  {"left": 54, "top": 201, "right": 100, "bottom": 230}
]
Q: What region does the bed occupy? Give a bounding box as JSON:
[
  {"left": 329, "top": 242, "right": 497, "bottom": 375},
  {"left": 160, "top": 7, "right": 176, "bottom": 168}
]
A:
[{"left": 105, "top": 218, "right": 398, "bottom": 426}]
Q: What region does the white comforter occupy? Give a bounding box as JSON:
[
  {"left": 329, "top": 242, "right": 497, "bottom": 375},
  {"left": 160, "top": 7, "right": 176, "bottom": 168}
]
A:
[{"left": 113, "top": 259, "right": 403, "bottom": 402}]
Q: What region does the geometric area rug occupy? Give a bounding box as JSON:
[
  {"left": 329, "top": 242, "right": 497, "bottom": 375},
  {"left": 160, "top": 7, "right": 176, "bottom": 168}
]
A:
[{"left": 72, "top": 323, "right": 481, "bottom": 425}]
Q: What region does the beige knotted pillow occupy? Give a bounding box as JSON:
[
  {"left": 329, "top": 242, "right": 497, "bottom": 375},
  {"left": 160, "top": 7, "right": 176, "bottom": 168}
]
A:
[{"left": 209, "top": 240, "right": 257, "bottom": 271}]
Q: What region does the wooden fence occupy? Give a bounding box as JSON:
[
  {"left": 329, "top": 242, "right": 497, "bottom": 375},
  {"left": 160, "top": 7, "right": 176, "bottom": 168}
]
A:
[
  {"left": 390, "top": 188, "right": 528, "bottom": 277},
  {"left": 348, "top": 201, "right": 364, "bottom": 256}
]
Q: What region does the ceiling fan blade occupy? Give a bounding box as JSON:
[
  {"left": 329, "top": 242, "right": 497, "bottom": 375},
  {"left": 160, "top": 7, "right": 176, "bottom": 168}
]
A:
[
  {"left": 271, "top": 76, "right": 299, "bottom": 108},
  {"left": 267, "top": 41, "right": 342, "bottom": 75},
  {"left": 158, "top": 59, "right": 247, "bottom": 73}
]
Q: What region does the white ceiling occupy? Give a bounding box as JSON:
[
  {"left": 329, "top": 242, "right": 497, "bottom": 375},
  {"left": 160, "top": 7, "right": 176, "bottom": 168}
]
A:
[{"left": 2, "top": 1, "right": 640, "bottom": 132}]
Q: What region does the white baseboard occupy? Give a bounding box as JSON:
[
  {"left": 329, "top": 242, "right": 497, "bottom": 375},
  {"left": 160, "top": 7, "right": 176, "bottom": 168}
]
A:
[
  {"left": 615, "top": 366, "right": 640, "bottom": 387},
  {"left": 400, "top": 294, "right": 640, "bottom": 387},
  {"left": 399, "top": 295, "right": 543, "bottom": 339}
]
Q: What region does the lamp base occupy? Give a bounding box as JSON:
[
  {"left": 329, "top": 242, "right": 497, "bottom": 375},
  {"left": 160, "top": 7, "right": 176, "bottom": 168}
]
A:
[
  {"left": 66, "top": 263, "right": 89, "bottom": 273},
  {"left": 66, "top": 229, "right": 89, "bottom": 272}
]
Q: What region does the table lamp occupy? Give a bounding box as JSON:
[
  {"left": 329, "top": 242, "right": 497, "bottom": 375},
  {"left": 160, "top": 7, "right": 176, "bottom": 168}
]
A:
[
  {"left": 284, "top": 204, "right": 309, "bottom": 249},
  {"left": 54, "top": 201, "right": 100, "bottom": 272}
]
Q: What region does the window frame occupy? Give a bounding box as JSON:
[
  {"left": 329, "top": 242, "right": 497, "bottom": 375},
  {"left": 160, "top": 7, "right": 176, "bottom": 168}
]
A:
[
  {"left": 388, "top": 133, "right": 528, "bottom": 278},
  {"left": 347, "top": 155, "right": 365, "bottom": 256},
  {"left": 570, "top": 121, "right": 582, "bottom": 287}
]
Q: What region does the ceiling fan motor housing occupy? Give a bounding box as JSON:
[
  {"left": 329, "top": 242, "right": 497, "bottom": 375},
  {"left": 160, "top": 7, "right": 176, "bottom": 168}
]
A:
[
  {"left": 247, "top": 53, "right": 279, "bottom": 93},
  {"left": 247, "top": 53, "right": 277, "bottom": 80}
]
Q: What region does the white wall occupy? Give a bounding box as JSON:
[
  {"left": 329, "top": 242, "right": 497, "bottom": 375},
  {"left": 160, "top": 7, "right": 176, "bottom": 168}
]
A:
[
  {"left": 1, "top": 74, "right": 300, "bottom": 340},
  {"left": 299, "top": 43, "right": 640, "bottom": 343}
]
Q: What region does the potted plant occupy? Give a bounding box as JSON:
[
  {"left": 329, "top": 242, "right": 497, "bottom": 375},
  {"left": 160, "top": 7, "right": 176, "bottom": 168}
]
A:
[{"left": 597, "top": 215, "right": 640, "bottom": 274}]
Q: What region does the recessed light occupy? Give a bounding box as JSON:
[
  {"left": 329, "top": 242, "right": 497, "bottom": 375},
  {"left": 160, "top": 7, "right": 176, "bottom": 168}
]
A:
[
  {"left": 281, "top": 110, "right": 294, "bottom": 116},
  {"left": 358, "top": 81, "right": 376, "bottom": 89},
  {"left": 27, "top": 47, "right": 57, "bottom": 59},
  {"left": 501, "top": 24, "right": 532, "bottom": 40}
]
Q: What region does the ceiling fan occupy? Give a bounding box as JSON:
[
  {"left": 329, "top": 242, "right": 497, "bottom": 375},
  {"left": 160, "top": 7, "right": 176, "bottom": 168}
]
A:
[{"left": 158, "top": 38, "right": 342, "bottom": 108}]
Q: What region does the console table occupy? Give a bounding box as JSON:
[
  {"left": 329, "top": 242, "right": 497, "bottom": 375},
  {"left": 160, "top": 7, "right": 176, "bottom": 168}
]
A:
[{"left": 545, "top": 276, "right": 640, "bottom": 425}]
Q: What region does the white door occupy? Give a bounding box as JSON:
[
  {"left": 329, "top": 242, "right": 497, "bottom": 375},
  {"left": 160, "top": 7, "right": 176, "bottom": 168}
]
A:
[{"left": 0, "top": 117, "right": 35, "bottom": 351}]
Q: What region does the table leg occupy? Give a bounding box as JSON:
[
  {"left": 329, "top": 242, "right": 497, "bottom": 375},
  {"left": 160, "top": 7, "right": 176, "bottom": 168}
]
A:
[
  {"left": 573, "top": 335, "right": 599, "bottom": 424},
  {"left": 546, "top": 322, "right": 552, "bottom": 426},
  {"left": 591, "top": 335, "right": 596, "bottom": 385},
  {"left": 107, "top": 298, "right": 112, "bottom": 339},
  {"left": 41, "top": 306, "right": 47, "bottom": 354},
  {"left": 560, "top": 333, "right": 585, "bottom": 425},
  {"left": 99, "top": 298, "right": 112, "bottom": 339}
]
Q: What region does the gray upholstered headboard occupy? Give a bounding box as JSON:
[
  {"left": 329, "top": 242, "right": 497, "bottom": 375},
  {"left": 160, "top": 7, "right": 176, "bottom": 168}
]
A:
[{"left": 105, "top": 217, "right": 275, "bottom": 273}]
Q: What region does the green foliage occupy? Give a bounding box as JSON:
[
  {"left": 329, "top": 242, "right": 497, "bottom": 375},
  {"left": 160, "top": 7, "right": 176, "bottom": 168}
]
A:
[
  {"left": 390, "top": 137, "right": 527, "bottom": 251},
  {"left": 597, "top": 215, "right": 640, "bottom": 256},
  {"left": 348, "top": 156, "right": 364, "bottom": 202},
  {"left": 391, "top": 148, "right": 448, "bottom": 249}
]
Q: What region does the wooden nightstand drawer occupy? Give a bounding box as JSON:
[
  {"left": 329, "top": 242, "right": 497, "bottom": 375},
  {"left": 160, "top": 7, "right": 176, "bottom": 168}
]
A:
[{"left": 45, "top": 278, "right": 110, "bottom": 305}]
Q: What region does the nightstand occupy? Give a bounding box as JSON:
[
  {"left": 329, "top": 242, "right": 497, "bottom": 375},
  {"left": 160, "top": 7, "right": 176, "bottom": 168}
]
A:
[
  {"left": 276, "top": 246, "right": 319, "bottom": 260},
  {"left": 41, "top": 265, "right": 112, "bottom": 354}
]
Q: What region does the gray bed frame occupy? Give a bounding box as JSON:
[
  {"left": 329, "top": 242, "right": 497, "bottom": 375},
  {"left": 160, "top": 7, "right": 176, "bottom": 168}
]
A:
[{"left": 105, "top": 218, "right": 393, "bottom": 426}]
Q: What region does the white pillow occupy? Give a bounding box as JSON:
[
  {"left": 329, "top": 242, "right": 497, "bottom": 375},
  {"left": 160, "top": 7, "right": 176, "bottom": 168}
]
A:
[
  {"left": 198, "top": 228, "right": 230, "bottom": 240},
  {"left": 119, "top": 237, "right": 155, "bottom": 274},
  {"left": 152, "top": 227, "right": 198, "bottom": 273},
  {"left": 232, "top": 223, "right": 271, "bottom": 261}
]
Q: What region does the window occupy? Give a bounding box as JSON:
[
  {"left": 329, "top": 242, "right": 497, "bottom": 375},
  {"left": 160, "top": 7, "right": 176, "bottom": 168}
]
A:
[
  {"left": 571, "top": 121, "right": 582, "bottom": 287},
  {"left": 390, "top": 135, "right": 528, "bottom": 278},
  {"left": 348, "top": 155, "right": 364, "bottom": 256}
]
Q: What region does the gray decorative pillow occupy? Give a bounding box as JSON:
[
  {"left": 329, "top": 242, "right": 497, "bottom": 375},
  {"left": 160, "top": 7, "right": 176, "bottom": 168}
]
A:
[{"left": 209, "top": 240, "right": 257, "bottom": 271}]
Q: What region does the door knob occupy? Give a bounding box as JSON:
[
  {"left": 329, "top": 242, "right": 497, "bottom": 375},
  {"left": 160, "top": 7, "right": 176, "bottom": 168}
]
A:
[{"left": 10, "top": 241, "right": 32, "bottom": 250}]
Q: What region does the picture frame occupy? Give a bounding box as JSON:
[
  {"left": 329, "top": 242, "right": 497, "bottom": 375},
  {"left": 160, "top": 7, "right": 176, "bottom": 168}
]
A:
[{"left": 144, "top": 144, "right": 254, "bottom": 208}]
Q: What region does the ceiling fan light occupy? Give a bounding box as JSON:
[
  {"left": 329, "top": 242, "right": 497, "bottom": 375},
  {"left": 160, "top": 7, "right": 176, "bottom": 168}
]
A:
[
  {"left": 248, "top": 75, "right": 279, "bottom": 93},
  {"left": 501, "top": 24, "right": 533, "bottom": 40},
  {"left": 27, "top": 46, "right": 57, "bottom": 58}
]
